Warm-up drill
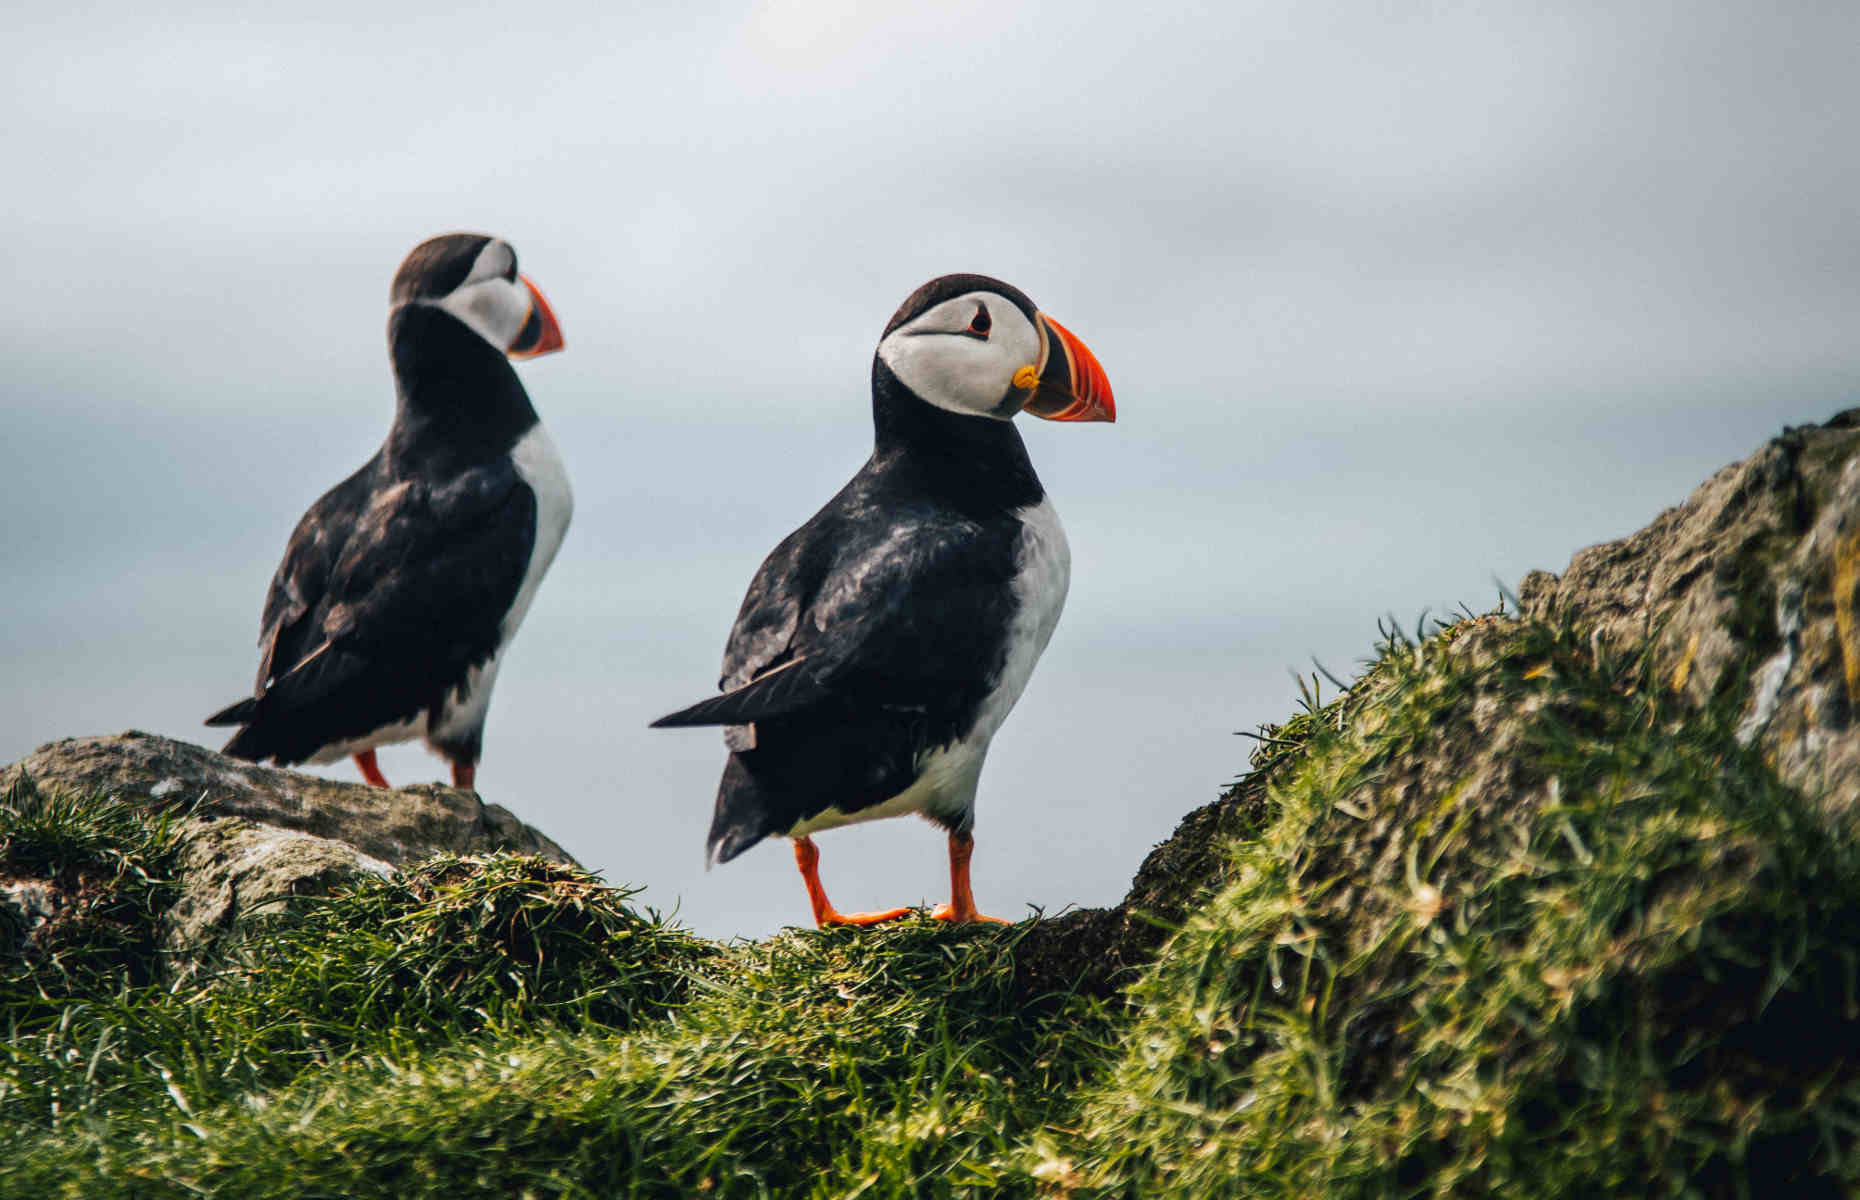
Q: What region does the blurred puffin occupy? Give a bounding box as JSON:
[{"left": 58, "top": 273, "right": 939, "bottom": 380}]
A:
[
  {"left": 206, "top": 233, "right": 571, "bottom": 791},
  {"left": 653, "top": 274, "right": 1113, "bottom": 926}
]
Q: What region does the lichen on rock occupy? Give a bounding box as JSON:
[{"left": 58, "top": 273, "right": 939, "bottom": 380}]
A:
[
  {"left": 0, "top": 731, "right": 575, "bottom": 867},
  {"left": 160, "top": 817, "right": 393, "bottom": 970},
  {"left": 1521, "top": 408, "right": 1860, "bottom": 828}
]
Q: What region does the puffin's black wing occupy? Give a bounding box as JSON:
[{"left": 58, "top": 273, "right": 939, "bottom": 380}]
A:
[
  {"left": 654, "top": 504, "right": 1021, "bottom": 729},
  {"left": 656, "top": 500, "right": 1026, "bottom": 863},
  {"left": 207, "top": 459, "right": 537, "bottom": 764}
]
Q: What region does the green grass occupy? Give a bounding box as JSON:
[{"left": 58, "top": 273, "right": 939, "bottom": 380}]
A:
[
  {"left": 0, "top": 781, "right": 1110, "bottom": 1198},
  {"left": 5, "top": 611, "right": 1860, "bottom": 1197},
  {"left": 4, "top": 918, "right": 1111, "bottom": 1199},
  {"left": 0, "top": 849, "right": 713, "bottom": 1152}
]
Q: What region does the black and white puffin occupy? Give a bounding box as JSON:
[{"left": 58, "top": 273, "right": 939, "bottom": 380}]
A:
[
  {"left": 653, "top": 273, "right": 1114, "bottom": 926},
  {"left": 206, "top": 233, "right": 572, "bottom": 791}
]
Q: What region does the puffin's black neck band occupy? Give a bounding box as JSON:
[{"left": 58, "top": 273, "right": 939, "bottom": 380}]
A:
[
  {"left": 386, "top": 305, "right": 539, "bottom": 472},
  {"left": 869, "top": 359, "right": 1044, "bottom": 514}
]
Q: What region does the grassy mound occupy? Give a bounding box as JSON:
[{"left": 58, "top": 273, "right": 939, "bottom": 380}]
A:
[
  {"left": 6, "top": 610, "right": 1860, "bottom": 1197},
  {"left": 6, "top": 919, "right": 1106, "bottom": 1198},
  {"left": 1, "top": 785, "right": 1108, "bottom": 1198},
  {"left": 216, "top": 853, "right": 707, "bottom": 1045},
  {"left": 1055, "top": 617, "right": 1860, "bottom": 1196},
  {"left": 0, "top": 794, "right": 709, "bottom": 1161}
]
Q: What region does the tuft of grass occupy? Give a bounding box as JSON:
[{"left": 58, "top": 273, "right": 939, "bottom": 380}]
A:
[
  {"left": 1, "top": 779, "right": 191, "bottom": 1152},
  {"left": 5, "top": 918, "right": 1111, "bottom": 1199},
  {"left": 2, "top": 850, "right": 709, "bottom": 1140},
  {"left": 1052, "top": 615, "right": 1860, "bottom": 1197},
  {"left": 0, "top": 776, "right": 187, "bottom": 1005},
  {"left": 220, "top": 852, "right": 710, "bottom": 1045}
]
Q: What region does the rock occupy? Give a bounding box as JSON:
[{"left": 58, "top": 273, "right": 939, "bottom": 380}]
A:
[
  {"left": 1023, "top": 409, "right": 1860, "bottom": 1003},
  {"left": 1522, "top": 408, "right": 1860, "bottom": 826},
  {"left": 0, "top": 879, "right": 59, "bottom": 959},
  {"left": 1, "top": 731, "right": 577, "bottom": 975},
  {"left": 0, "top": 731, "right": 576, "bottom": 867},
  {"left": 159, "top": 818, "right": 394, "bottom": 968}
]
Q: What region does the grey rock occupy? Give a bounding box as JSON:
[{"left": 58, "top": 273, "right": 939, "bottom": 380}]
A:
[
  {"left": 0, "top": 731, "right": 577, "bottom": 866},
  {"left": 1, "top": 731, "right": 578, "bottom": 975},
  {"left": 159, "top": 818, "right": 394, "bottom": 970},
  {"left": 0, "top": 879, "right": 59, "bottom": 958},
  {"left": 1522, "top": 407, "right": 1860, "bottom": 825}
]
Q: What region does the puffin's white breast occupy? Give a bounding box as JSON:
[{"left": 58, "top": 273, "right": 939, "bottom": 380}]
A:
[
  {"left": 502, "top": 422, "right": 574, "bottom": 639},
  {"left": 429, "top": 423, "right": 573, "bottom": 745},
  {"left": 969, "top": 494, "right": 1070, "bottom": 751}
]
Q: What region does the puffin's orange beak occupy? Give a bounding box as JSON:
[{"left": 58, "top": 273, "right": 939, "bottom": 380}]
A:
[
  {"left": 1022, "top": 312, "right": 1114, "bottom": 423},
  {"left": 508, "top": 274, "right": 565, "bottom": 359}
]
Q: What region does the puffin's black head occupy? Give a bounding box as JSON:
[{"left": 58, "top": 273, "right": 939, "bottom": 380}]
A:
[
  {"left": 390, "top": 233, "right": 565, "bottom": 360},
  {"left": 875, "top": 273, "right": 1114, "bottom": 423}
]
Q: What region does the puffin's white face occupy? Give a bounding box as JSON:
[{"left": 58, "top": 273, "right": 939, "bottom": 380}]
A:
[
  {"left": 876, "top": 291, "right": 1045, "bottom": 420},
  {"left": 434, "top": 241, "right": 533, "bottom": 350},
  {"left": 396, "top": 237, "right": 565, "bottom": 359}
]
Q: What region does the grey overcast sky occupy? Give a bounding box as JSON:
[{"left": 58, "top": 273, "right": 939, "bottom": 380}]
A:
[{"left": 4, "top": 3, "right": 1857, "bottom": 937}]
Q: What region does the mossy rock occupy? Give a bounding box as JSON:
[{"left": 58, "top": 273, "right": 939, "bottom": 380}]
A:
[
  {"left": 1, "top": 732, "right": 583, "bottom": 979},
  {"left": 1522, "top": 408, "right": 1860, "bottom": 828},
  {"left": 1053, "top": 617, "right": 1860, "bottom": 1197}
]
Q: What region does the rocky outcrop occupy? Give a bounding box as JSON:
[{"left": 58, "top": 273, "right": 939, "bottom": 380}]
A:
[
  {"left": 1021, "top": 408, "right": 1860, "bottom": 1005},
  {"left": 156, "top": 819, "right": 395, "bottom": 969},
  {"left": 1, "top": 732, "right": 574, "bottom": 866},
  {"left": 1, "top": 731, "right": 574, "bottom": 972},
  {"left": 1520, "top": 408, "right": 1860, "bottom": 824}
]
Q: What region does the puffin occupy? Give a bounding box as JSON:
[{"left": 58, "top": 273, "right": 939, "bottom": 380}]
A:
[
  {"left": 205, "top": 233, "right": 572, "bottom": 791},
  {"left": 653, "top": 273, "right": 1114, "bottom": 926}
]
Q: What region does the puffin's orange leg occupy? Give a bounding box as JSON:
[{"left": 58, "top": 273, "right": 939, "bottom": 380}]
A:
[
  {"left": 792, "top": 836, "right": 913, "bottom": 928},
  {"left": 931, "top": 832, "right": 1009, "bottom": 925},
  {"left": 353, "top": 750, "right": 390, "bottom": 789},
  {"left": 451, "top": 761, "right": 476, "bottom": 790}
]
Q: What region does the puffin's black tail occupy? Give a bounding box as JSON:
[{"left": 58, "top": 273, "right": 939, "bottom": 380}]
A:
[
  {"left": 204, "top": 697, "right": 258, "bottom": 727},
  {"left": 651, "top": 660, "right": 831, "bottom": 730},
  {"left": 204, "top": 697, "right": 270, "bottom": 761},
  {"left": 706, "top": 756, "right": 775, "bottom": 866}
]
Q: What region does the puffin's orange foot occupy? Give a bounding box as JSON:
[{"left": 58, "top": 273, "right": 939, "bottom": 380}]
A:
[
  {"left": 816, "top": 905, "right": 915, "bottom": 928},
  {"left": 932, "top": 832, "right": 1006, "bottom": 924},
  {"left": 792, "top": 836, "right": 915, "bottom": 929},
  {"left": 931, "top": 902, "right": 1009, "bottom": 925}
]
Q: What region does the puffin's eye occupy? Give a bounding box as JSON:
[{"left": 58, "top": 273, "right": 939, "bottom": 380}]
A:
[{"left": 966, "top": 304, "right": 991, "bottom": 338}]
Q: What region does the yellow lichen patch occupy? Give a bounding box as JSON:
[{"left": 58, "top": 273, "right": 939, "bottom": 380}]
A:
[{"left": 1670, "top": 631, "right": 1700, "bottom": 693}]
